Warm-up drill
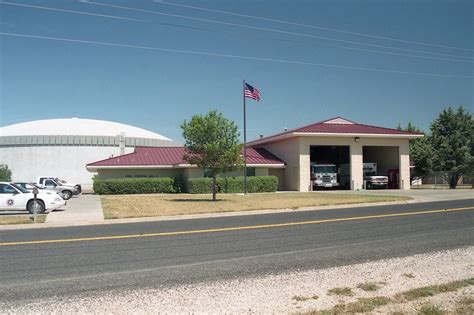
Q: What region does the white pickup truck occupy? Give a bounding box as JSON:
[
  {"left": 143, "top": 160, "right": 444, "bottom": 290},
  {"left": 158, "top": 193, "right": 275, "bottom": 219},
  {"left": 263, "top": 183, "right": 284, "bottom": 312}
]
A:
[
  {"left": 363, "top": 163, "right": 389, "bottom": 189},
  {"left": 339, "top": 163, "right": 389, "bottom": 189},
  {"left": 36, "top": 177, "right": 80, "bottom": 200}
]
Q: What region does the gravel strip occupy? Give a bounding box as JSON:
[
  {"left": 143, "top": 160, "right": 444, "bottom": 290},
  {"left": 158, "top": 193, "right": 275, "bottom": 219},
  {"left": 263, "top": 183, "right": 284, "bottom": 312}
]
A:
[{"left": 3, "top": 247, "right": 473, "bottom": 314}]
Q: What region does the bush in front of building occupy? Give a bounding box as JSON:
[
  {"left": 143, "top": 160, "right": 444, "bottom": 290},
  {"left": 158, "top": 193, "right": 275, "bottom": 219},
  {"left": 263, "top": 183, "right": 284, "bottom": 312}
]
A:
[
  {"left": 187, "top": 178, "right": 213, "bottom": 194},
  {"left": 93, "top": 177, "right": 178, "bottom": 195},
  {"left": 188, "top": 176, "right": 278, "bottom": 194}
]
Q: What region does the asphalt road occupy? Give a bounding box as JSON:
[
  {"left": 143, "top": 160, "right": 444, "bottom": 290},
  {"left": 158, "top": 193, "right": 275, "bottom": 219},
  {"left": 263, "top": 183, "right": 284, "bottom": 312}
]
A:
[{"left": 0, "top": 199, "right": 473, "bottom": 305}]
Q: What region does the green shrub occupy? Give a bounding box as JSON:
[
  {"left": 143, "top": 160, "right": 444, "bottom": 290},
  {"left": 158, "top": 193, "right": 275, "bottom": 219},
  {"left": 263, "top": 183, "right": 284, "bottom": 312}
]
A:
[
  {"left": 187, "top": 178, "right": 213, "bottom": 194},
  {"left": 188, "top": 176, "right": 278, "bottom": 194},
  {"left": 93, "top": 177, "right": 177, "bottom": 195},
  {"left": 173, "top": 175, "right": 185, "bottom": 193}
]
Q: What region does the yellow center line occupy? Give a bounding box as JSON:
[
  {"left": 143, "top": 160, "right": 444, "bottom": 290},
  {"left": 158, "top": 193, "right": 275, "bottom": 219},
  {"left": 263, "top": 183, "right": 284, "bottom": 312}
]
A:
[{"left": 1, "top": 206, "right": 473, "bottom": 247}]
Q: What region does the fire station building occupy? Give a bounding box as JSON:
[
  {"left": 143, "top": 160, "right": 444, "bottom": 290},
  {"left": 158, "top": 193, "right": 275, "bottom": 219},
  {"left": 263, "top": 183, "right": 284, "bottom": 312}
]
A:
[{"left": 87, "top": 117, "right": 423, "bottom": 191}]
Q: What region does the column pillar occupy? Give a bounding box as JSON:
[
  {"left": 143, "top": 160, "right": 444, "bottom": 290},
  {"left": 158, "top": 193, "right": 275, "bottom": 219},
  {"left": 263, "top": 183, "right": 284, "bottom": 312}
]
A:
[
  {"left": 350, "top": 143, "right": 363, "bottom": 190},
  {"left": 399, "top": 142, "right": 411, "bottom": 190}
]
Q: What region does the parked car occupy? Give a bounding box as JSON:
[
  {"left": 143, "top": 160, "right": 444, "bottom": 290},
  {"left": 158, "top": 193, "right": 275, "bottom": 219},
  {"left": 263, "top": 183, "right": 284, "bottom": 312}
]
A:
[
  {"left": 37, "top": 176, "right": 81, "bottom": 195},
  {"left": 35, "top": 177, "right": 78, "bottom": 200},
  {"left": 13, "top": 182, "right": 66, "bottom": 200},
  {"left": 0, "top": 182, "right": 65, "bottom": 214},
  {"left": 411, "top": 177, "right": 422, "bottom": 186}
]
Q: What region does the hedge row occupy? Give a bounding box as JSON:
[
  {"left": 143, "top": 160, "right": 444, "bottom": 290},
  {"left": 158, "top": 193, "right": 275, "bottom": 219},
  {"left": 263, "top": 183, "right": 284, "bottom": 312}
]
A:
[
  {"left": 93, "top": 177, "right": 181, "bottom": 195},
  {"left": 188, "top": 176, "right": 278, "bottom": 194}
]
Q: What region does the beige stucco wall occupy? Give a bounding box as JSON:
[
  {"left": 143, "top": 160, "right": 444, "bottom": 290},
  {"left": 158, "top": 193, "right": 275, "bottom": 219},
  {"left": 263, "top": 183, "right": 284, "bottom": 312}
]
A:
[
  {"left": 399, "top": 141, "right": 411, "bottom": 190},
  {"left": 97, "top": 168, "right": 182, "bottom": 180},
  {"left": 183, "top": 168, "right": 204, "bottom": 180},
  {"left": 182, "top": 168, "right": 204, "bottom": 192},
  {"left": 262, "top": 136, "right": 411, "bottom": 192},
  {"left": 268, "top": 168, "right": 284, "bottom": 191},
  {"left": 255, "top": 168, "right": 269, "bottom": 176},
  {"left": 260, "top": 138, "right": 301, "bottom": 191}
]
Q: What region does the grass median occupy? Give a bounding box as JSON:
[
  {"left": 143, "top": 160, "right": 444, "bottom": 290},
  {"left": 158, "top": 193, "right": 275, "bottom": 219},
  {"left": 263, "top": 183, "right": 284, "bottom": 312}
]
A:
[
  {"left": 101, "top": 192, "right": 411, "bottom": 219},
  {"left": 0, "top": 215, "right": 47, "bottom": 225}
]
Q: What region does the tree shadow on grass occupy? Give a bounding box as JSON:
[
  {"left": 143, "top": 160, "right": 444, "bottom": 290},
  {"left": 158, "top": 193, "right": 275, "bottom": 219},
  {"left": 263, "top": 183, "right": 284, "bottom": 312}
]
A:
[{"left": 167, "top": 198, "right": 224, "bottom": 202}]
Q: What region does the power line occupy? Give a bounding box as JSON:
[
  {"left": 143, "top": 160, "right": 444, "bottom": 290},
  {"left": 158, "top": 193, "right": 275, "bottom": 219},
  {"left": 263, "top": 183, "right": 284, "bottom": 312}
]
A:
[
  {"left": 1, "top": 32, "right": 471, "bottom": 78},
  {"left": 322, "top": 43, "right": 473, "bottom": 63},
  {"left": 0, "top": 1, "right": 142, "bottom": 22},
  {"left": 82, "top": 1, "right": 474, "bottom": 62},
  {"left": 156, "top": 0, "right": 474, "bottom": 53}
]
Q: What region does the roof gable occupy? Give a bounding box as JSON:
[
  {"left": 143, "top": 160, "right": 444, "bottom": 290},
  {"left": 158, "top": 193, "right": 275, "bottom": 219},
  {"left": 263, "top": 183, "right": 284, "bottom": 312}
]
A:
[
  {"left": 248, "top": 116, "right": 423, "bottom": 145},
  {"left": 321, "top": 117, "right": 355, "bottom": 125}
]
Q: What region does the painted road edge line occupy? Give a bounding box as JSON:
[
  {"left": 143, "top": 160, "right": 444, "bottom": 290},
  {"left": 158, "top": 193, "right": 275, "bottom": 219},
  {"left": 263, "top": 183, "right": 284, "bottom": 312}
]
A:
[{"left": 0, "top": 206, "right": 473, "bottom": 247}]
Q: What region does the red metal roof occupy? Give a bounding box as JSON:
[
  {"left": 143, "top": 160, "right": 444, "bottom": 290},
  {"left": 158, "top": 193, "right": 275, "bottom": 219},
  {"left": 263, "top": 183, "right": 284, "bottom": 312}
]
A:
[
  {"left": 248, "top": 117, "right": 423, "bottom": 145},
  {"left": 87, "top": 146, "right": 284, "bottom": 167},
  {"left": 245, "top": 147, "right": 284, "bottom": 165}
]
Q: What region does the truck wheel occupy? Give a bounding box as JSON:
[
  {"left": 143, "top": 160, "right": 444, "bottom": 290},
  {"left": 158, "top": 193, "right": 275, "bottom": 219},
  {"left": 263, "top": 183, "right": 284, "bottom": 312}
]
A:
[
  {"left": 75, "top": 185, "right": 82, "bottom": 193},
  {"left": 367, "top": 183, "right": 372, "bottom": 190},
  {"left": 27, "top": 200, "right": 45, "bottom": 214},
  {"left": 62, "top": 190, "right": 72, "bottom": 200}
]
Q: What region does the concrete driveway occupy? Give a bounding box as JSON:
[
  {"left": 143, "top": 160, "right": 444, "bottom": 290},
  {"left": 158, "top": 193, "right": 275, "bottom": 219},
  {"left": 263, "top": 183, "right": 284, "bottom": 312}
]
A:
[{"left": 45, "top": 194, "right": 104, "bottom": 225}]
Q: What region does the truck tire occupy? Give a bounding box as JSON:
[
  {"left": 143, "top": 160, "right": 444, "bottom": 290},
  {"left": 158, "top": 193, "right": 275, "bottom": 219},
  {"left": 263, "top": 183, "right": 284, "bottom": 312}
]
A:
[
  {"left": 62, "top": 190, "right": 73, "bottom": 200},
  {"left": 366, "top": 182, "right": 372, "bottom": 190},
  {"left": 75, "top": 185, "right": 82, "bottom": 194},
  {"left": 27, "top": 200, "right": 45, "bottom": 214}
]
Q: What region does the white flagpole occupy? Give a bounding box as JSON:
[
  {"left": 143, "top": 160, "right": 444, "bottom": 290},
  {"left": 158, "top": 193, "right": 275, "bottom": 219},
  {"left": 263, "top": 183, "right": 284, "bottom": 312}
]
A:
[{"left": 243, "top": 80, "right": 247, "bottom": 195}]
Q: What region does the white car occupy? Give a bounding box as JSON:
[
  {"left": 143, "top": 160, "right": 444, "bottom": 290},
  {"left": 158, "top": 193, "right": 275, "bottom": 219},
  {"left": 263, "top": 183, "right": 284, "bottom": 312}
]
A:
[
  {"left": 13, "top": 182, "right": 66, "bottom": 199},
  {"left": 0, "top": 182, "right": 66, "bottom": 214}
]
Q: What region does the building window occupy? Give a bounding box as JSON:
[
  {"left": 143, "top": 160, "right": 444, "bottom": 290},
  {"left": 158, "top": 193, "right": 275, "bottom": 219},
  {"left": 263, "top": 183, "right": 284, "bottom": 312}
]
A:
[
  {"left": 204, "top": 168, "right": 213, "bottom": 178},
  {"left": 246, "top": 167, "right": 256, "bottom": 176}
]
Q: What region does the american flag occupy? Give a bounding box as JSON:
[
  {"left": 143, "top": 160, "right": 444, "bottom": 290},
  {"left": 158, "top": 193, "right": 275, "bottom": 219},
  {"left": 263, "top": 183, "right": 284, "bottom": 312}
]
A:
[{"left": 244, "top": 83, "right": 261, "bottom": 101}]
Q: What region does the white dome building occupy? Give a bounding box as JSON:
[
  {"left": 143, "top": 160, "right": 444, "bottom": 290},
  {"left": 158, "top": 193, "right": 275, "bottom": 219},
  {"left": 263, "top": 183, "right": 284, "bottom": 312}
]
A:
[{"left": 0, "top": 118, "right": 179, "bottom": 189}]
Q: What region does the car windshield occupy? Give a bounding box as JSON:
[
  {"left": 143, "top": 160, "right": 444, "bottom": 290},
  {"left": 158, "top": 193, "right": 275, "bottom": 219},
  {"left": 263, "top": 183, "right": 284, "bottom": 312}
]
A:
[
  {"left": 10, "top": 183, "right": 29, "bottom": 193},
  {"left": 313, "top": 166, "right": 337, "bottom": 173}
]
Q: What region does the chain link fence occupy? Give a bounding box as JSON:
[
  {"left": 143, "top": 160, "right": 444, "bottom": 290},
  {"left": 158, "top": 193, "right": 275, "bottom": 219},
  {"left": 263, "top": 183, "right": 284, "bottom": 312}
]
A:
[{"left": 411, "top": 171, "right": 473, "bottom": 189}]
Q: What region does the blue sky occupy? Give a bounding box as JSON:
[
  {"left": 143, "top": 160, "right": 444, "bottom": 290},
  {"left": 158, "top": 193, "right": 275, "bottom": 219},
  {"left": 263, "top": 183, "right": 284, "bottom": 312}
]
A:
[{"left": 1, "top": 0, "right": 473, "bottom": 142}]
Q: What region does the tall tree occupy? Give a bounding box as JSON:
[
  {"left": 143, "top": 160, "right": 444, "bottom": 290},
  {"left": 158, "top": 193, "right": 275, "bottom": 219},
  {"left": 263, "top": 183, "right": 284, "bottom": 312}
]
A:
[
  {"left": 430, "top": 106, "right": 473, "bottom": 188},
  {"left": 398, "top": 122, "right": 433, "bottom": 177},
  {"left": 181, "top": 110, "right": 243, "bottom": 201},
  {"left": 0, "top": 164, "right": 12, "bottom": 181}
]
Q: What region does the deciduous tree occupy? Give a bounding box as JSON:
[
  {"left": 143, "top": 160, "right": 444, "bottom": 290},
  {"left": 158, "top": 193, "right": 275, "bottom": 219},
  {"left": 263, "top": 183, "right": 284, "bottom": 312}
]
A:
[
  {"left": 181, "top": 110, "right": 243, "bottom": 200},
  {"left": 398, "top": 122, "right": 433, "bottom": 177},
  {"left": 430, "top": 106, "right": 473, "bottom": 188},
  {"left": 0, "top": 164, "right": 12, "bottom": 181}
]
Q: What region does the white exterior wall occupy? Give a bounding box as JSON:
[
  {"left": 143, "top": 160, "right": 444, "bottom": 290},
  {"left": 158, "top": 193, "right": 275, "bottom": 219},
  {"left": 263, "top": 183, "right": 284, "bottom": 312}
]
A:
[{"left": 0, "top": 145, "right": 134, "bottom": 189}]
